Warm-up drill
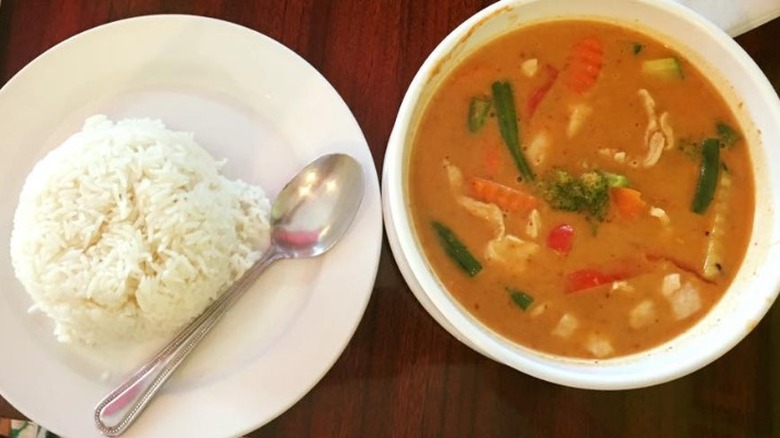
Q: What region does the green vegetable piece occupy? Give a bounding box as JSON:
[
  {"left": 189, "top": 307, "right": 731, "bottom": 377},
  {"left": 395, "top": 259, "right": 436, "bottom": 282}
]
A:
[
  {"left": 578, "top": 171, "right": 610, "bottom": 220},
  {"left": 540, "top": 169, "right": 610, "bottom": 221},
  {"left": 716, "top": 122, "right": 740, "bottom": 148},
  {"left": 468, "top": 97, "right": 492, "bottom": 133},
  {"left": 691, "top": 138, "right": 721, "bottom": 214},
  {"left": 632, "top": 43, "right": 644, "bottom": 55},
  {"left": 641, "top": 57, "right": 684, "bottom": 80},
  {"left": 604, "top": 172, "right": 631, "bottom": 187},
  {"left": 508, "top": 288, "right": 534, "bottom": 311},
  {"left": 432, "top": 221, "right": 482, "bottom": 277},
  {"left": 491, "top": 80, "right": 535, "bottom": 181}
]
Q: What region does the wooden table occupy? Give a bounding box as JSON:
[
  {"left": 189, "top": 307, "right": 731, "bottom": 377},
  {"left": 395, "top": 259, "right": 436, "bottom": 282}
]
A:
[{"left": 1, "top": 1, "right": 778, "bottom": 437}]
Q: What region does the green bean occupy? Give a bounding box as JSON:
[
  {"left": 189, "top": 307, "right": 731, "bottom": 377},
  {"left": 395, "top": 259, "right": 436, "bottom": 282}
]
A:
[
  {"left": 432, "top": 221, "right": 482, "bottom": 277},
  {"left": 691, "top": 138, "right": 720, "bottom": 214},
  {"left": 491, "top": 81, "right": 534, "bottom": 181}
]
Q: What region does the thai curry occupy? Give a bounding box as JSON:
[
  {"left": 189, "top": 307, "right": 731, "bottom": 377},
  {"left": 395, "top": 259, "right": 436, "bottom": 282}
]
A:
[{"left": 408, "top": 20, "right": 754, "bottom": 358}]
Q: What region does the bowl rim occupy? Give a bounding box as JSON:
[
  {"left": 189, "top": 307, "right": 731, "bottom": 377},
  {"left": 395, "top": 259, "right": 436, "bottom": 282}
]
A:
[{"left": 383, "top": 0, "right": 780, "bottom": 389}]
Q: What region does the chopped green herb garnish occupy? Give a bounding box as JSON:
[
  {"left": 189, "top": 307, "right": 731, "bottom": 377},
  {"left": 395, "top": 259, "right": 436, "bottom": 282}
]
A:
[
  {"left": 716, "top": 122, "right": 740, "bottom": 148},
  {"left": 468, "top": 96, "right": 492, "bottom": 133},
  {"left": 508, "top": 288, "right": 534, "bottom": 311},
  {"left": 432, "top": 221, "right": 482, "bottom": 277},
  {"left": 538, "top": 169, "right": 610, "bottom": 221},
  {"left": 632, "top": 43, "right": 644, "bottom": 55},
  {"left": 678, "top": 138, "right": 702, "bottom": 159},
  {"left": 491, "top": 80, "right": 534, "bottom": 181}
]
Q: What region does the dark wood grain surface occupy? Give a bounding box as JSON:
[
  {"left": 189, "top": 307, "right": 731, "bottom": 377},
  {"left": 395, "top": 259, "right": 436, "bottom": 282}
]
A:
[{"left": 1, "top": 1, "right": 778, "bottom": 437}]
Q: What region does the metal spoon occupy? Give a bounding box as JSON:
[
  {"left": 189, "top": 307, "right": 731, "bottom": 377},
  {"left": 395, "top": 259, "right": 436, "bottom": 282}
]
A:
[{"left": 94, "top": 153, "right": 365, "bottom": 436}]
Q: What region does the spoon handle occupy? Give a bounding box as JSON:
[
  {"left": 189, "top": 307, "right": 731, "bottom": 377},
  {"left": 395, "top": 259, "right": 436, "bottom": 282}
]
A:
[{"left": 94, "top": 250, "right": 281, "bottom": 437}]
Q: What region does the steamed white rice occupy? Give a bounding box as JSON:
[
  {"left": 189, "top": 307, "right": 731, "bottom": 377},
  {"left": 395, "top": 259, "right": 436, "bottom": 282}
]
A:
[{"left": 10, "top": 115, "right": 271, "bottom": 345}]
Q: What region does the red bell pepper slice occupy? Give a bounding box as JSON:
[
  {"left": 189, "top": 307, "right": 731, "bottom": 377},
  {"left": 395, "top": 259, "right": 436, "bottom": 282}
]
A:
[
  {"left": 526, "top": 64, "right": 559, "bottom": 117},
  {"left": 547, "top": 224, "right": 574, "bottom": 255},
  {"left": 566, "top": 268, "right": 626, "bottom": 293}
]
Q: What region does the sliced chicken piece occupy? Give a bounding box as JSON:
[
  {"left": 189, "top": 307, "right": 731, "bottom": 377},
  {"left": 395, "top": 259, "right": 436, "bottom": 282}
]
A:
[
  {"left": 443, "top": 160, "right": 539, "bottom": 270},
  {"left": 526, "top": 131, "right": 550, "bottom": 166},
  {"left": 525, "top": 209, "right": 541, "bottom": 239},
  {"left": 444, "top": 159, "right": 466, "bottom": 194},
  {"left": 629, "top": 299, "right": 657, "bottom": 329},
  {"left": 649, "top": 206, "right": 671, "bottom": 226},
  {"left": 530, "top": 301, "right": 548, "bottom": 318},
  {"left": 485, "top": 234, "right": 538, "bottom": 270},
  {"left": 661, "top": 273, "right": 681, "bottom": 296},
  {"left": 598, "top": 147, "right": 627, "bottom": 164},
  {"left": 567, "top": 103, "right": 592, "bottom": 138},
  {"left": 585, "top": 334, "right": 614, "bottom": 358},
  {"left": 611, "top": 280, "right": 635, "bottom": 293},
  {"left": 639, "top": 88, "right": 658, "bottom": 143},
  {"left": 668, "top": 282, "right": 702, "bottom": 320},
  {"left": 457, "top": 195, "right": 505, "bottom": 237},
  {"left": 521, "top": 58, "right": 539, "bottom": 78},
  {"left": 659, "top": 112, "right": 674, "bottom": 150},
  {"left": 598, "top": 90, "right": 675, "bottom": 168},
  {"left": 660, "top": 272, "right": 702, "bottom": 320},
  {"left": 642, "top": 131, "right": 666, "bottom": 168},
  {"left": 552, "top": 313, "right": 579, "bottom": 338},
  {"left": 638, "top": 89, "right": 674, "bottom": 167}
]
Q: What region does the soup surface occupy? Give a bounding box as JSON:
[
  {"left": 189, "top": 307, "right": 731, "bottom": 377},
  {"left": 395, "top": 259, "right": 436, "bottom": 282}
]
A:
[{"left": 408, "top": 20, "right": 754, "bottom": 358}]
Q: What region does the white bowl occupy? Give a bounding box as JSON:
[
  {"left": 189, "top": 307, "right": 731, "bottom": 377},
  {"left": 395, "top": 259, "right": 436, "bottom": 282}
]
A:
[{"left": 382, "top": 0, "right": 780, "bottom": 390}]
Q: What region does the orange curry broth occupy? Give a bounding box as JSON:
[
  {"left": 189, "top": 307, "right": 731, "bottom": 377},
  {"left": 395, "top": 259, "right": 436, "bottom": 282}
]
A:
[{"left": 408, "top": 20, "right": 754, "bottom": 359}]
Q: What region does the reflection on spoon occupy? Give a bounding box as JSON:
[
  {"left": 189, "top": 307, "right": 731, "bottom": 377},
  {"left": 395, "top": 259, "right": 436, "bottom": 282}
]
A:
[{"left": 94, "top": 153, "right": 365, "bottom": 436}]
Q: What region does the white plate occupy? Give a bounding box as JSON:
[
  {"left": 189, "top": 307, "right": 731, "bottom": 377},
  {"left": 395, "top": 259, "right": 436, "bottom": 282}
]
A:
[
  {"left": 674, "top": 0, "right": 780, "bottom": 36},
  {"left": 0, "top": 15, "right": 382, "bottom": 438}
]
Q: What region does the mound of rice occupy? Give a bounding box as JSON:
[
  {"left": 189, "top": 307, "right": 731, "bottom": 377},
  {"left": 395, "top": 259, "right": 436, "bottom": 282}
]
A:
[{"left": 10, "top": 115, "right": 271, "bottom": 345}]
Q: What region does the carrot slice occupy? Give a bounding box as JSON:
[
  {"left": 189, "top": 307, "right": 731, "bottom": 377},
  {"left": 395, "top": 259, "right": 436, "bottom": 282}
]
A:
[
  {"left": 565, "top": 36, "right": 604, "bottom": 94},
  {"left": 612, "top": 187, "right": 646, "bottom": 219},
  {"left": 467, "top": 176, "right": 538, "bottom": 215}
]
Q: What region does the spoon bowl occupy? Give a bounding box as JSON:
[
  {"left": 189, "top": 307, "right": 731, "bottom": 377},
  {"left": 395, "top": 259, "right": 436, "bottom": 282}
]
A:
[
  {"left": 272, "top": 154, "right": 364, "bottom": 258},
  {"left": 94, "top": 153, "right": 364, "bottom": 436}
]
